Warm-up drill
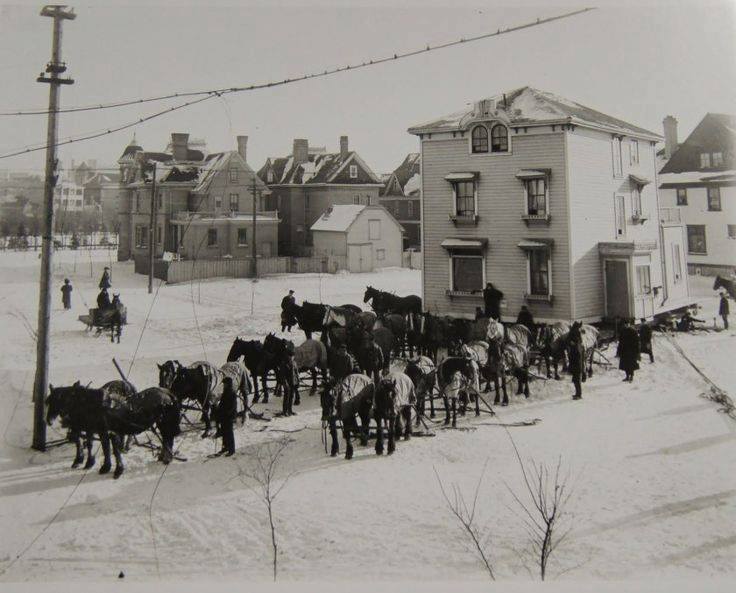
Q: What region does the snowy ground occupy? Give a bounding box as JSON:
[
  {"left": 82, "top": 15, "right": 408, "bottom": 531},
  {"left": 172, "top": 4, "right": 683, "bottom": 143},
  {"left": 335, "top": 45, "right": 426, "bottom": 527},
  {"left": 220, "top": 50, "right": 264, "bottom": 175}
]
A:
[{"left": 0, "top": 250, "right": 734, "bottom": 585}]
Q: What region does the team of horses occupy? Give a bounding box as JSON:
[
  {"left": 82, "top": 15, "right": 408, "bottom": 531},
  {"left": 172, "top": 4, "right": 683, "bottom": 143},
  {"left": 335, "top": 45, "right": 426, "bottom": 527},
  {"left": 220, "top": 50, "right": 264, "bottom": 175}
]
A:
[{"left": 47, "top": 286, "right": 601, "bottom": 473}]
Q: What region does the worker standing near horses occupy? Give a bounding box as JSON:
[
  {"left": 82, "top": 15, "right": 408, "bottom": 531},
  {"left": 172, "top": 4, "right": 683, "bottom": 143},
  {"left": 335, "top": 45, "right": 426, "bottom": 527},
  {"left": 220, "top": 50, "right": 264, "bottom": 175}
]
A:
[
  {"left": 639, "top": 318, "right": 654, "bottom": 363},
  {"left": 280, "top": 289, "right": 296, "bottom": 332},
  {"left": 516, "top": 305, "right": 536, "bottom": 343},
  {"left": 567, "top": 323, "right": 585, "bottom": 400},
  {"left": 99, "top": 266, "right": 112, "bottom": 290},
  {"left": 60, "top": 278, "right": 73, "bottom": 310},
  {"left": 483, "top": 282, "right": 503, "bottom": 320},
  {"left": 719, "top": 291, "right": 730, "bottom": 330},
  {"left": 217, "top": 377, "right": 237, "bottom": 456},
  {"left": 617, "top": 318, "right": 640, "bottom": 382}
]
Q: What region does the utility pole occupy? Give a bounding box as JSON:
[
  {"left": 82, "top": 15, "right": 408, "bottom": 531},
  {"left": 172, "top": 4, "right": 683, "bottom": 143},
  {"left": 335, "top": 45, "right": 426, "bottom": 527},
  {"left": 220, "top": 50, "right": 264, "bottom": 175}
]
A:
[
  {"left": 148, "top": 161, "right": 156, "bottom": 294},
  {"left": 250, "top": 177, "right": 259, "bottom": 279},
  {"left": 32, "top": 5, "right": 76, "bottom": 452}
]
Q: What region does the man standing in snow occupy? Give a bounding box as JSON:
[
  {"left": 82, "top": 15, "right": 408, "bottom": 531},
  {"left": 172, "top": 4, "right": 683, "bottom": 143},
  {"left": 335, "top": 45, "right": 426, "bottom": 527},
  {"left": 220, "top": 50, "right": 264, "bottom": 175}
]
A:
[
  {"left": 567, "top": 322, "right": 585, "bottom": 400},
  {"left": 217, "top": 377, "right": 237, "bottom": 456},
  {"left": 617, "top": 318, "right": 640, "bottom": 382},
  {"left": 483, "top": 282, "right": 503, "bottom": 321},
  {"left": 99, "top": 266, "right": 112, "bottom": 290},
  {"left": 280, "top": 289, "right": 296, "bottom": 332},
  {"left": 719, "top": 292, "right": 730, "bottom": 330},
  {"left": 639, "top": 318, "right": 654, "bottom": 363},
  {"left": 60, "top": 278, "right": 73, "bottom": 310}
]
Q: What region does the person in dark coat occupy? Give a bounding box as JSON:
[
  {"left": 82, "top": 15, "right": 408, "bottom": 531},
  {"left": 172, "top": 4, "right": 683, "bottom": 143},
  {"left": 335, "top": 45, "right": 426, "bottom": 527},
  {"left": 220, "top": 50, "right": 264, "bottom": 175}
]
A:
[
  {"left": 99, "top": 267, "right": 112, "bottom": 290},
  {"left": 217, "top": 377, "right": 238, "bottom": 456},
  {"left": 567, "top": 322, "right": 585, "bottom": 400},
  {"left": 95, "top": 288, "right": 111, "bottom": 323},
  {"left": 516, "top": 305, "right": 536, "bottom": 343},
  {"left": 474, "top": 307, "right": 485, "bottom": 321},
  {"left": 280, "top": 289, "right": 296, "bottom": 332},
  {"left": 639, "top": 318, "right": 654, "bottom": 363},
  {"left": 331, "top": 344, "right": 357, "bottom": 382},
  {"left": 483, "top": 283, "right": 503, "bottom": 320},
  {"left": 61, "top": 278, "right": 73, "bottom": 310},
  {"left": 365, "top": 335, "right": 385, "bottom": 384},
  {"left": 719, "top": 292, "right": 730, "bottom": 330},
  {"left": 617, "top": 318, "right": 640, "bottom": 382},
  {"left": 676, "top": 309, "right": 704, "bottom": 332}
]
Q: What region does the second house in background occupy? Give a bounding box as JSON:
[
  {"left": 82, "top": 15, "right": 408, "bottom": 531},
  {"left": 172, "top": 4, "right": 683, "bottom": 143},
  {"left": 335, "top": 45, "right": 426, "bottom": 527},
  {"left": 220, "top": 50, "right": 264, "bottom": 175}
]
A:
[
  {"left": 259, "top": 136, "right": 384, "bottom": 256},
  {"left": 379, "top": 153, "right": 421, "bottom": 250}
]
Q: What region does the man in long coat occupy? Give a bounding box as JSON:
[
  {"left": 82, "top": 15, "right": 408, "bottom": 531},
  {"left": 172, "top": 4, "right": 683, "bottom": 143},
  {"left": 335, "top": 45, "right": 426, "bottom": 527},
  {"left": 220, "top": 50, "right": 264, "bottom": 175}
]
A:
[
  {"left": 567, "top": 322, "right": 585, "bottom": 400},
  {"left": 639, "top": 318, "right": 654, "bottom": 363},
  {"left": 61, "top": 278, "right": 73, "bottom": 310},
  {"left": 617, "top": 318, "right": 640, "bottom": 382},
  {"left": 719, "top": 292, "right": 730, "bottom": 330},
  {"left": 483, "top": 283, "right": 503, "bottom": 320},
  {"left": 280, "top": 289, "right": 297, "bottom": 332},
  {"left": 217, "top": 377, "right": 238, "bottom": 456},
  {"left": 99, "top": 267, "right": 112, "bottom": 290}
]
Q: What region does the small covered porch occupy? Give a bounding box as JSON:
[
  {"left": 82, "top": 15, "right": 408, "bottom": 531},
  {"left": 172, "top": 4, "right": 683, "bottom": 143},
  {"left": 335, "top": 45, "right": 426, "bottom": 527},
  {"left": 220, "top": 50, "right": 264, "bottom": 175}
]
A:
[{"left": 598, "top": 241, "right": 659, "bottom": 320}]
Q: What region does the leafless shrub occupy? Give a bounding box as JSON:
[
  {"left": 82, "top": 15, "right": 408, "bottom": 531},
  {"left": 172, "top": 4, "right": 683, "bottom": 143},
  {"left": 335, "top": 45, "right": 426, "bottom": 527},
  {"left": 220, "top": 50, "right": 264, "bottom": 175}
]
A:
[
  {"left": 434, "top": 461, "right": 495, "bottom": 580},
  {"left": 235, "top": 437, "right": 293, "bottom": 581},
  {"left": 505, "top": 436, "right": 573, "bottom": 581}
]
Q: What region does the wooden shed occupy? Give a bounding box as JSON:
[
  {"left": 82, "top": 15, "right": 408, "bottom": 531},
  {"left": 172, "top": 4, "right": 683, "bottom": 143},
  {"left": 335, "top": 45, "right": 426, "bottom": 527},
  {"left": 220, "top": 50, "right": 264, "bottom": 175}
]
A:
[{"left": 311, "top": 205, "right": 404, "bottom": 272}]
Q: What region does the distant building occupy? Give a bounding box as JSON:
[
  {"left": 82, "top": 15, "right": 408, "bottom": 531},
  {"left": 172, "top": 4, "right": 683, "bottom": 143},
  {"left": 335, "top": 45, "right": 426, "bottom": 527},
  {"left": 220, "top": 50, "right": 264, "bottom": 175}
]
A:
[
  {"left": 311, "top": 204, "right": 404, "bottom": 272},
  {"left": 658, "top": 113, "right": 736, "bottom": 276},
  {"left": 53, "top": 178, "right": 85, "bottom": 212},
  {"left": 379, "top": 153, "right": 421, "bottom": 250},
  {"left": 410, "top": 86, "right": 690, "bottom": 322},
  {"left": 117, "top": 133, "right": 274, "bottom": 262},
  {"left": 258, "top": 136, "right": 383, "bottom": 256}
]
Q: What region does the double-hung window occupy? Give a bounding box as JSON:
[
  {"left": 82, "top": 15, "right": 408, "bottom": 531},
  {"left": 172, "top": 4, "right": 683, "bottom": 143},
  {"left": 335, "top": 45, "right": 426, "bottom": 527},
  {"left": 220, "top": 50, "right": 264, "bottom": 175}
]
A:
[
  {"left": 707, "top": 187, "right": 721, "bottom": 211},
  {"left": 471, "top": 125, "right": 489, "bottom": 153},
  {"left": 454, "top": 181, "right": 475, "bottom": 217},
  {"left": 451, "top": 254, "right": 484, "bottom": 293},
  {"left": 349, "top": 165, "right": 358, "bottom": 178},
  {"left": 207, "top": 228, "right": 218, "bottom": 247},
  {"left": 229, "top": 169, "right": 238, "bottom": 183},
  {"left": 687, "top": 225, "right": 707, "bottom": 254},
  {"left": 490, "top": 124, "right": 508, "bottom": 152},
  {"left": 612, "top": 137, "right": 623, "bottom": 177},
  {"left": 135, "top": 225, "right": 148, "bottom": 248},
  {"left": 632, "top": 186, "right": 642, "bottom": 218},
  {"left": 229, "top": 193, "right": 239, "bottom": 211},
  {"left": 712, "top": 152, "right": 724, "bottom": 167},
  {"left": 237, "top": 228, "right": 247, "bottom": 246},
  {"left": 529, "top": 250, "right": 550, "bottom": 296},
  {"left": 629, "top": 140, "right": 639, "bottom": 165},
  {"left": 526, "top": 178, "right": 547, "bottom": 216},
  {"left": 700, "top": 153, "right": 711, "bottom": 169},
  {"left": 676, "top": 188, "right": 688, "bottom": 205}
]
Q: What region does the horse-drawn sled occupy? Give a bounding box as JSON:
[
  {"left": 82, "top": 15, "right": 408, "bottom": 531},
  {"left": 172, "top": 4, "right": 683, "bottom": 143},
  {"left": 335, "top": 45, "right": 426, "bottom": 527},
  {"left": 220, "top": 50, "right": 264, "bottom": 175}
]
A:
[{"left": 78, "top": 300, "right": 127, "bottom": 343}]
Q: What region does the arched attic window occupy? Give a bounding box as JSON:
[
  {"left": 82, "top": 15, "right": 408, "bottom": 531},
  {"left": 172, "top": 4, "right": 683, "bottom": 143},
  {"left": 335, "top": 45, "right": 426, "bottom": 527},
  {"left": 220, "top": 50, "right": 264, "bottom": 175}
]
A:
[
  {"left": 471, "top": 125, "right": 489, "bottom": 153},
  {"left": 491, "top": 124, "right": 509, "bottom": 152}
]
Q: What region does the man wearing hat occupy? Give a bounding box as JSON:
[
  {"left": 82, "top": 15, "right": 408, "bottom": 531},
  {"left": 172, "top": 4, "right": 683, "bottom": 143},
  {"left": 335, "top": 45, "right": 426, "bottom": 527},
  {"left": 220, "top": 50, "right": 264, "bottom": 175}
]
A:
[
  {"left": 280, "top": 289, "right": 297, "bottom": 332},
  {"left": 99, "top": 266, "right": 112, "bottom": 290},
  {"left": 217, "top": 377, "right": 238, "bottom": 456},
  {"left": 719, "top": 291, "right": 730, "bottom": 330}
]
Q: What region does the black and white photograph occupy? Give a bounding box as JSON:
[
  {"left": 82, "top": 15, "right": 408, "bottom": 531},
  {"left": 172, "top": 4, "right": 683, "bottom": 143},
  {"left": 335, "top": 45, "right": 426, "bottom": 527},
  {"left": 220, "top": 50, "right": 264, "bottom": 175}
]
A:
[{"left": 0, "top": 1, "right": 734, "bottom": 591}]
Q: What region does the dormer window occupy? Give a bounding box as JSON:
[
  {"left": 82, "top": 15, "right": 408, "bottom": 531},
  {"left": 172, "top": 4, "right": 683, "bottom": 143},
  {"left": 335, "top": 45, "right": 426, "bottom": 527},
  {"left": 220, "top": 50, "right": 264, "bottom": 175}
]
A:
[
  {"left": 229, "top": 169, "right": 238, "bottom": 182},
  {"left": 490, "top": 124, "right": 509, "bottom": 152},
  {"left": 471, "top": 125, "right": 489, "bottom": 153},
  {"left": 700, "top": 153, "right": 711, "bottom": 169},
  {"left": 267, "top": 169, "right": 274, "bottom": 183}
]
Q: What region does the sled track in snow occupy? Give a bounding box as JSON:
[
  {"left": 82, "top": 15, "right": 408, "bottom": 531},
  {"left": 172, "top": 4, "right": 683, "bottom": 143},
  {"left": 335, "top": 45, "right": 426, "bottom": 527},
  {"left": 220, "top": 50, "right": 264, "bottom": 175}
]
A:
[{"left": 664, "top": 334, "right": 735, "bottom": 421}]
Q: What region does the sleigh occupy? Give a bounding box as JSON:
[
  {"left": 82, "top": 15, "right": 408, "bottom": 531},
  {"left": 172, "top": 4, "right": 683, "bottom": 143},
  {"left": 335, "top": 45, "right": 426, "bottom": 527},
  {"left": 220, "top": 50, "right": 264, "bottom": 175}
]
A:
[{"left": 78, "top": 306, "right": 128, "bottom": 343}]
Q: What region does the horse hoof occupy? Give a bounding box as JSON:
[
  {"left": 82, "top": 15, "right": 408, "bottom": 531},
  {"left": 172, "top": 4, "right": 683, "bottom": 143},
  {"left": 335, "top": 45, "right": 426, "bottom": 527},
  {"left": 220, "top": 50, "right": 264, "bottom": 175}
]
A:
[
  {"left": 84, "top": 457, "right": 96, "bottom": 470},
  {"left": 99, "top": 463, "right": 111, "bottom": 475},
  {"left": 404, "top": 434, "right": 411, "bottom": 441},
  {"left": 71, "top": 459, "right": 83, "bottom": 469},
  {"left": 331, "top": 451, "right": 338, "bottom": 458},
  {"left": 113, "top": 467, "right": 124, "bottom": 479},
  {"left": 502, "top": 401, "right": 509, "bottom": 407}
]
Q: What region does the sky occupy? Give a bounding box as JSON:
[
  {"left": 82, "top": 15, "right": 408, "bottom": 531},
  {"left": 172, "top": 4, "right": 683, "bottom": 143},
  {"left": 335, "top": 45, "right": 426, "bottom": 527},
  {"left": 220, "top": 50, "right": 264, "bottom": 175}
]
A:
[{"left": 0, "top": 0, "right": 734, "bottom": 178}]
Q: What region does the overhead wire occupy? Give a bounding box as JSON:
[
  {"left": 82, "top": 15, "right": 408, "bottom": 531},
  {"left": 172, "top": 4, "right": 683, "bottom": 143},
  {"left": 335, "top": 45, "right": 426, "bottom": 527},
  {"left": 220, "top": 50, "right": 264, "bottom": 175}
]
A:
[{"left": 0, "top": 7, "right": 596, "bottom": 160}]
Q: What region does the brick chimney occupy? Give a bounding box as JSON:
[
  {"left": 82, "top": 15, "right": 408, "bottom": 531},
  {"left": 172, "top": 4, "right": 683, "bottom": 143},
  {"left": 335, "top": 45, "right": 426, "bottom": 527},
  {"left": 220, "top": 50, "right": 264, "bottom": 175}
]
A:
[
  {"left": 662, "top": 116, "right": 678, "bottom": 160},
  {"left": 339, "top": 135, "right": 349, "bottom": 158},
  {"left": 236, "top": 135, "right": 248, "bottom": 162},
  {"left": 293, "top": 138, "right": 309, "bottom": 164},
  {"left": 171, "top": 132, "right": 189, "bottom": 161}
]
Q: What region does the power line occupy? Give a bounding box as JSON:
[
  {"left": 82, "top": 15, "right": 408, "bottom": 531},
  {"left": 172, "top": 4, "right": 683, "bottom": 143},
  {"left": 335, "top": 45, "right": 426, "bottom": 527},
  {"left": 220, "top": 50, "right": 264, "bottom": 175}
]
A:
[
  {"left": 0, "top": 7, "right": 596, "bottom": 161},
  {"left": 0, "top": 8, "right": 595, "bottom": 118}
]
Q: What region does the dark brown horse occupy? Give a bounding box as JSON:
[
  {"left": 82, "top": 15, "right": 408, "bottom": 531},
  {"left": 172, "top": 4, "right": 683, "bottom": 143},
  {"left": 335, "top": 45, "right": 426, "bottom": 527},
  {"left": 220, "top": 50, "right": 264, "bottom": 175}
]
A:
[{"left": 320, "top": 373, "right": 375, "bottom": 459}]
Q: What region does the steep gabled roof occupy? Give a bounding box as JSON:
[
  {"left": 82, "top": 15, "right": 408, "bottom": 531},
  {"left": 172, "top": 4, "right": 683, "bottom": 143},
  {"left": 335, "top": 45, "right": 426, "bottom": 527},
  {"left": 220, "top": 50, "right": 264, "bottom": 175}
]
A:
[
  {"left": 259, "top": 148, "right": 382, "bottom": 186},
  {"left": 380, "top": 153, "right": 420, "bottom": 196},
  {"left": 193, "top": 151, "right": 268, "bottom": 194},
  {"left": 311, "top": 204, "right": 366, "bottom": 232},
  {"left": 408, "top": 86, "right": 661, "bottom": 140},
  {"left": 659, "top": 113, "right": 736, "bottom": 174}
]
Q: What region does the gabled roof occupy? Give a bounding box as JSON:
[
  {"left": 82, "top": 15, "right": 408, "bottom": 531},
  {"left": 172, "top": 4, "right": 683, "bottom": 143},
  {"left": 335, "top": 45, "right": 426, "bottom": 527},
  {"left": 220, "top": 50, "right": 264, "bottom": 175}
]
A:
[
  {"left": 259, "top": 149, "right": 382, "bottom": 186},
  {"left": 193, "top": 151, "right": 268, "bottom": 194},
  {"left": 311, "top": 204, "right": 367, "bottom": 232},
  {"left": 408, "top": 86, "right": 661, "bottom": 140},
  {"left": 659, "top": 113, "right": 736, "bottom": 174},
  {"left": 380, "top": 153, "right": 420, "bottom": 196}
]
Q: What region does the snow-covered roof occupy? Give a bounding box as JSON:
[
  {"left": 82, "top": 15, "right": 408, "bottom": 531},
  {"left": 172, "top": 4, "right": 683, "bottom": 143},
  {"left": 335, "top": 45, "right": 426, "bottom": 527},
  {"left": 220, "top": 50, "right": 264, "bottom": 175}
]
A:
[
  {"left": 408, "top": 86, "right": 661, "bottom": 140},
  {"left": 310, "top": 205, "right": 366, "bottom": 232},
  {"left": 659, "top": 170, "right": 736, "bottom": 186},
  {"left": 403, "top": 173, "right": 421, "bottom": 196}
]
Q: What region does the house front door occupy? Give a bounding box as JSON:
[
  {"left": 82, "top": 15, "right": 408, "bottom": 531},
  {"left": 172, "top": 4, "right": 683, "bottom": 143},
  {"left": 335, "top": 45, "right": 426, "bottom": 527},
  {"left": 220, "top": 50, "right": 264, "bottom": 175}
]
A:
[{"left": 605, "top": 259, "right": 630, "bottom": 319}]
